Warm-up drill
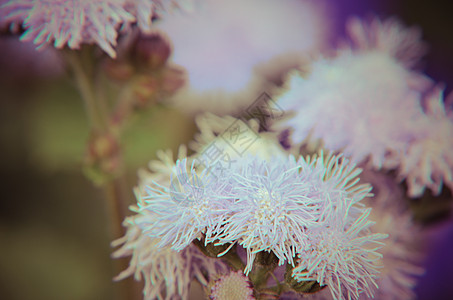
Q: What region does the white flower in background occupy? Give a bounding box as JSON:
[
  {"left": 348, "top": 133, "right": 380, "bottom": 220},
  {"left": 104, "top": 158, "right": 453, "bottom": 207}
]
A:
[
  {"left": 345, "top": 16, "right": 427, "bottom": 68},
  {"left": 276, "top": 50, "right": 426, "bottom": 169},
  {"left": 0, "top": 0, "right": 134, "bottom": 58},
  {"left": 398, "top": 87, "right": 453, "bottom": 197},
  {"left": 293, "top": 207, "right": 387, "bottom": 300},
  {"left": 137, "top": 145, "right": 188, "bottom": 188},
  {"left": 190, "top": 113, "right": 287, "bottom": 175},
  {"left": 359, "top": 170, "right": 425, "bottom": 299},
  {"left": 112, "top": 214, "right": 227, "bottom": 300}
]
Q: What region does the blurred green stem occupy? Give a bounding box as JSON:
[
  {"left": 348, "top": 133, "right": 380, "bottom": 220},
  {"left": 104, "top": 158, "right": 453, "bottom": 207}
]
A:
[{"left": 64, "top": 50, "right": 106, "bottom": 131}]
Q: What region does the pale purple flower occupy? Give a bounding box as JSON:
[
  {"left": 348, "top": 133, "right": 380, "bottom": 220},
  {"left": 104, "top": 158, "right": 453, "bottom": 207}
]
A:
[
  {"left": 190, "top": 113, "right": 287, "bottom": 176},
  {"left": 276, "top": 50, "right": 427, "bottom": 169},
  {"left": 211, "top": 155, "right": 323, "bottom": 274},
  {"left": 138, "top": 158, "right": 231, "bottom": 251},
  {"left": 112, "top": 214, "right": 227, "bottom": 300},
  {"left": 397, "top": 87, "right": 453, "bottom": 197},
  {"left": 345, "top": 16, "right": 427, "bottom": 68},
  {"left": 293, "top": 206, "right": 387, "bottom": 300},
  {"left": 0, "top": 0, "right": 134, "bottom": 58}
]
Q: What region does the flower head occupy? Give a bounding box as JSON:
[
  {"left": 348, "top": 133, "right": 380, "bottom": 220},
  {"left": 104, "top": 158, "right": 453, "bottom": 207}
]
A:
[
  {"left": 209, "top": 271, "right": 255, "bottom": 300},
  {"left": 138, "top": 158, "right": 231, "bottom": 251},
  {"left": 293, "top": 207, "right": 387, "bottom": 300},
  {"left": 1, "top": 0, "right": 134, "bottom": 57},
  {"left": 345, "top": 16, "right": 427, "bottom": 68},
  {"left": 276, "top": 50, "right": 426, "bottom": 169},
  {"left": 112, "top": 214, "right": 227, "bottom": 300},
  {"left": 397, "top": 87, "right": 453, "bottom": 197}
]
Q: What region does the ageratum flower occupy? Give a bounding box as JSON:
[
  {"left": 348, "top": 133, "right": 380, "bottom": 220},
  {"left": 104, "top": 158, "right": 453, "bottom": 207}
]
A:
[
  {"left": 0, "top": 0, "right": 134, "bottom": 58},
  {"left": 138, "top": 158, "right": 231, "bottom": 251},
  {"left": 276, "top": 50, "right": 426, "bottom": 170},
  {"left": 345, "top": 16, "right": 427, "bottom": 68},
  {"left": 293, "top": 205, "right": 387, "bottom": 300},
  {"left": 212, "top": 152, "right": 372, "bottom": 275},
  {"left": 112, "top": 213, "right": 227, "bottom": 300},
  {"left": 398, "top": 87, "right": 453, "bottom": 197}
]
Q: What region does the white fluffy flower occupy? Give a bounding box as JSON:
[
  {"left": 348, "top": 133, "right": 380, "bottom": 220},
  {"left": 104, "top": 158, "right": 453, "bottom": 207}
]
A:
[
  {"left": 138, "top": 158, "right": 231, "bottom": 251},
  {"left": 276, "top": 50, "right": 426, "bottom": 169},
  {"left": 293, "top": 206, "right": 386, "bottom": 300},
  {"left": 398, "top": 87, "right": 453, "bottom": 197},
  {"left": 0, "top": 0, "right": 134, "bottom": 57},
  {"left": 359, "top": 170, "right": 424, "bottom": 299},
  {"left": 190, "top": 113, "right": 287, "bottom": 176},
  {"left": 112, "top": 214, "right": 227, "bottom": 300},
  {"left": 345, "top": 16, "right": 427, "bottom": 68}
]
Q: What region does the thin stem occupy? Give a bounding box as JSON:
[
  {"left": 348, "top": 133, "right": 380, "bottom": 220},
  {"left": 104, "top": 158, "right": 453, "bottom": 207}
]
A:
[{"left": 65, "top": 50, "right": 105, "bottom": 131}]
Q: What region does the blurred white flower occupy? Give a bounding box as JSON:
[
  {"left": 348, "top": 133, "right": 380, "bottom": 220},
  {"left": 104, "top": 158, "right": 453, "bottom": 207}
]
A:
[
  {"left": 190, "top": 113, "right": 287, "bottom": 175},
  {"left": 398, "top": 87, "right": 453, "bottom": 197},
  {"left": 345, "top": 16, "right": 427, "bottom": 68},
  {"left": 276, "top": 50, "right": 426, "bottom": 169},
  {"left": 112, "top": 213, "right": 227, "bottom": 300},
  {"left": 359, "top": 170, "right": 425, "bottom": 299},
  {"left": 0, "top": 0, "right": 134, "bottom": 58}
]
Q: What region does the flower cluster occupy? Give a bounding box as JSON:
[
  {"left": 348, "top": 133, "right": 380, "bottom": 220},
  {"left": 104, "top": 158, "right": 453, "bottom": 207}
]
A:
[
  {"left": 0, "top": 0, "right": 191, "bottom": 57},
  {"left": 275, "top": 16, "right": 453, "bottom": 197},
  {"left": 116, "top": 141, "right": 386, "bottom": 300}
]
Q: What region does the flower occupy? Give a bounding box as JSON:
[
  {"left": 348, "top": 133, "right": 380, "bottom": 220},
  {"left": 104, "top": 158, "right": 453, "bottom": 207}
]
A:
[
  {"left": 276, "top": 50, "right": 426, "bottom": 169},
  {"left": 212, "top": 155, "right": 322, "bottom": 274},
  {"left": 345, "top": 16, "right": 427, "bottom": 68},
  {"left": 0, "top": 0, "right": 134, "bottom": 58},
  {"left": 359, "top": 170, "right": 425, "bottom": 299},
  {"left": 211, "top": 152, "right": 372, "bottom": 275},
  {"left": 138, "top": 158, "right": 231, "bottom": 251},
  {"left": 190, "top": 113, "right": 287, "bottom": 176},
  {"left": 397, "top": 87, "right": 453, "bottom": 197},
  {"left": 209, "top": 271, "right": 255, "bottom": 300},
  {"left": 293, "top": 206, "right": 387, "bottom": 300},
  {"left": 112, "top": 213, "right": 227, "bottom": 300}
]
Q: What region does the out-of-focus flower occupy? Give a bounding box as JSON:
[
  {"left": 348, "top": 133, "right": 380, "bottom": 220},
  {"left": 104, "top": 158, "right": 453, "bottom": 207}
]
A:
[
  {"left": 276, "top": 50, "right": 426, "bottom": 169},
  {"left": 190, "top": 113, "right": 287, "bottom": 174},
  {"left": 0, "top": 0, "right": 135, "bottom": 58},
  {"left": 359, "top": 170, "right": 425, "bottom": 299},
  {"left": 293, "top": 206, "right": 386, "bottom": 300},
  {"left": 112, "top": 213, "right": 227, "bottom": 300},
  {"left": 157, "top": 0, "right": 329, "bottom": 114},
  {"left": 397, "top": 87, "right": 453, "bottom": 197},
  {"left": 345, "top": 16, "right": 427, "bottom": 68},
  {"left": 209, "top": 270, "right": 255, "bottom": 300}
]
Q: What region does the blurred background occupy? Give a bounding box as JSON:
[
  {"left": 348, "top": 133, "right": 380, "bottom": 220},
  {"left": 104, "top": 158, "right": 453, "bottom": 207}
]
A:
[{"left": 0, "top": 0, "right": 452, "bottom": 299}]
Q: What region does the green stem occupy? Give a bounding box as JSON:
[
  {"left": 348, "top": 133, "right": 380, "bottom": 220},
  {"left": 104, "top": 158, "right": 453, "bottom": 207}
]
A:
[{"left": 64, "top": 50, "right": 105, "bottom": 131}]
